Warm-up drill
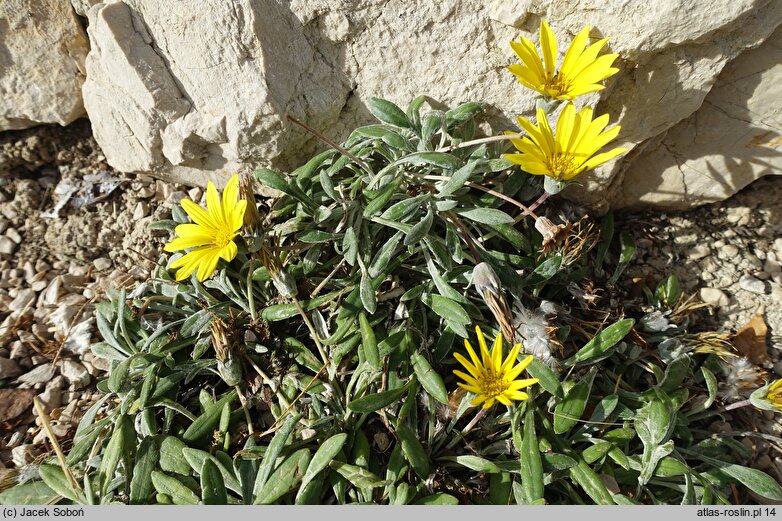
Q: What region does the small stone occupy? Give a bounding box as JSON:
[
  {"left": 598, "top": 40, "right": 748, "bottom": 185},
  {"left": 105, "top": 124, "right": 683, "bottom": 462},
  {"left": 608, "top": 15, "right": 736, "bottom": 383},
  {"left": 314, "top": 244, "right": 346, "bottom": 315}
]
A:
[
  {"left": 60, "top": 360, "right": 90, "bottom": 390},
  {"left": 31, "top": 280, "right": 48, "bottom": 292},
  {"left": 132, "top": 201, "right": 149, "bottom": 220},
  {"left": 774, "top": 238, "right": 782, "bottom": 255},
  {"left": 757, "top": 454, "right": 773, "bottom": 471},
  {"left": 11, "top": 444, "right": 35, "bottom": 467},
  {"left": 138, "top": 185, "right": 155, "bottom": 198},
  {"left": 718, "top": 244, "right": 739, "bottom": 260},
  {"left": 167, "top": 190, "right": 187, "bottom": 204},
  {"left": 17, "top": 363, "right": 56, "bottom": 385},
  {"left": 5, "top": 227, "right": 22, "bottom": 244},
  {"left": 699, "top": 287, "right": 730, "bottom": 307},
  {"left": 93, "top": 257, "right": 112, "bottom": 271},
  {"left": 739, "top": 274, "right": 767, "bottom": 295},
  {"left": 43, "top": 276, "right": 63, "bottom": 305},
  {"left": 0, "top": 236, "right": 16, "bottom": 255},
  {"left": 771, "top": 284, "right": 782, "bottom": 302},
  {"left": 187, "top": 187, "right": 203, "bottom": 202},
  {"left": 774, "top": 360, "right": 782, "bottom": 377},
  {"left": 35, "top": 259, "right": 51, "bottom": 272},
  {"left": 0, "top": 357, "right": 22, "bottom": 378},
  {"left": 688, "top": 245, "right": 710, "bottom": 260},
  {"left": 764, "top": 258, "right": 781, "bottom": 274},
  {"left": 756, "top": 271, "right": 771, "bottom": 281},
  {"left": 9, "top": 289, "right": 35, "bottom": 313},
  {"left": 38, "top": 376, "right": 65, "bottom": 412}
]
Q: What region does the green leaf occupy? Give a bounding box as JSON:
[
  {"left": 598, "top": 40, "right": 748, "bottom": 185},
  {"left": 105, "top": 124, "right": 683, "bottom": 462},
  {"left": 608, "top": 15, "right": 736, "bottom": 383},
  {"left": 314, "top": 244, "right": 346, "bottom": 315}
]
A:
[
  {"left": 182, "top": 448, "right": 242, "bottom": 494},
  {"left": 349, "top": 385, "right": 409, "bottom": 413},
  {"left": 696, "top": 454, "right": 782, "bottom": 501},
  {"left": 454, "top": 455, "right": 501, "bottom": 473},
  {"left": 254, "top": 168, "right": 316, "bottom": 209},
  {"left": 567, "top": 319, "right": 635, "bottom": 366},
  {"left": 609, "top": 231, "right": 636, "bottom": 285},
  {"left": 182, "top": 389, "right": 237, "bottom": 446},
  {"left": 701, "top": 366, "right": 718, "bottom": 409},
  {"left": 253, "top": 413, "right": 302, "bottom": 496},
  {"left": 359, "top": 313, "right": 381, "bottom": 370},
  {"left": 363, "top": 177, "right": 402, "bottom": 217},
  {"left": 526, "top": 358, "right": 562, "bottom": 399},
  {"left": 298, "top": 433, "right": 348, "bottom": 496},
  {"left": 201, "top": 459, "right": 228, "bottom": 505},
  {"left": 254, "top": 449, "right": 311, "bottom": 504},
  {"left": 521, "top": 407, "right": 544, "bottom": 503},
  {"left": 438, "top": 160, "right": 477, "bottom": 197},
  {"left": 403, "top": 206, "right": 433, "bottom": 246},
  {"left": 130, "top": 436, "right": 159, "bottom": 504},
  {"left": 410, "top": 351, "right": 448, "bottom": 404},
  {"left": 455, "top": 207, "right": 515, "bottom": 225},
  {"left": 427, "top": 294, "right": 470, "bottom": 325},
  {"left": 367, "top": 97, "right": 410, "bottom": 128},
  {"left": 582, "top": 442, "right": 613, "bottom": 464},
  {"left": 38, "top": 464, "right": 80, "bottom": 503},
  {"left": 297, "top": 230, "right": 342, "bottom": 244},
  {"left": 360, "top": 271, "right": 377, "bottom": 314},
  {"left": 0, "top": 481, "right": 57, "bottom": 505},
  {"left": 159, "top": 435, "right": 191, "bottom": 474},
  {"left": 446, "top": 101, "right": 484, "bottom": 124},
  {"left": 403, "top": 151, "right": 463, "bottom": 170},
  {"left": 395, "top": 422, "right": 431, "bottom": 478},
  {"left": 656, "top": 272, "right": 681, "bottom": 306},
  {"left": 554, "top": 379, "right": 592, "bottom": 435},
  {"left": 180, "top": 309, "right": 212, "bottom": 337},
  {"left": 659, "top": 355, "right": 690, "bottom": 393},
  {"left": 330, "top": 461, "right": 389, "bottom": 488},
  {"left": 151, "top": 471, "right": 199, "bottom": 505},
  {"left": 595, "top": 211, "right": 614, "bottom": 272}
]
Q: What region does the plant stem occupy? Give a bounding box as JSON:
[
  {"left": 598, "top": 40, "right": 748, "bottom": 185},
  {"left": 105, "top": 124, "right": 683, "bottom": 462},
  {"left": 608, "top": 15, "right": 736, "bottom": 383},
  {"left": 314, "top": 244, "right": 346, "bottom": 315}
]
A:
[
  {"left": 437, "top": 133, "right": 523, "bottom": 153},
  {"left": 286, "top": 113, "right": 375, "bottom": 181},
  {"left": 515, "top": 191, "right": 551, "bottom": 223},
  {"left": 33, "top": 396, "right": 84, "bottom": 498}
]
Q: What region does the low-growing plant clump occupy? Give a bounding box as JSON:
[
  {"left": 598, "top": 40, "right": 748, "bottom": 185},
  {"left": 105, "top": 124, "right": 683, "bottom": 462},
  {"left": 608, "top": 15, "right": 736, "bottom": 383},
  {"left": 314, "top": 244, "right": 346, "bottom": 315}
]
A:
[{"left": 2, "top": 20, "right": 781, "bottom": 506}]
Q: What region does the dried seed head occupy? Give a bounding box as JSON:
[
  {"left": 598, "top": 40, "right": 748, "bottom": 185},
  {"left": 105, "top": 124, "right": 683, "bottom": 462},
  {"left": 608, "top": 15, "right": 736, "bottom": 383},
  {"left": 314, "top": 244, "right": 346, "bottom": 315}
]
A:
[
  {"left": 472, "top": 262, "right": 515, "bottom": 342},
  {"left": 211, "top": 318, "right": 243, "bottom": 386},
  {"left": 240, "top": 173, "right": 262, "bottom": 235}
]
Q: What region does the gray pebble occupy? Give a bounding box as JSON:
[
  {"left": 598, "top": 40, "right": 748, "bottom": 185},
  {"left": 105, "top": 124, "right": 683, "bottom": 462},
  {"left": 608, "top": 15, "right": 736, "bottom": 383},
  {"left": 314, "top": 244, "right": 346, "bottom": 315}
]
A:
[{"left": 739, "top": 274, "right": 768, "bottom": 295}]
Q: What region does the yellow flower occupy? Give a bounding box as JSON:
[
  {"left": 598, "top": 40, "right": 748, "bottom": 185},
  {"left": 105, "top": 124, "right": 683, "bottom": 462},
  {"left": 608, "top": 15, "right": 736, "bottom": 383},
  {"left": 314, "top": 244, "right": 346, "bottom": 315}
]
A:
[
  {"left": 453, "top": 326, "right": 539, "bottom": 409},
  {"left": 766, "top": 380, "right": 782, "bottom": 409},
  {"left": 508, "top": 20, "right": 620, "bottom": 100},
  {"left": 164, "top": 174, "right": 247, "bottom": 282},
  {"left": 504, "top": 103, "right": 627, "bottom": 181}
]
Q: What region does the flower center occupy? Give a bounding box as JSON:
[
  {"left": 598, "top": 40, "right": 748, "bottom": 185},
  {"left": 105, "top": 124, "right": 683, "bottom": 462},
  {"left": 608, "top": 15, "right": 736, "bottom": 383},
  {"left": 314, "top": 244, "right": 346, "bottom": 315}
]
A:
[
  {"left": 548, "top": 153, "right": 577, "bottom": 179},
  {"left": 214, "top": 229, "right": 234, "bottom": 248},
  {"left": 480, "top": 369, "right": 508, "bottom": 399},
  {"left": 543, "top": 72, "right": 570, "bottom": 96}
]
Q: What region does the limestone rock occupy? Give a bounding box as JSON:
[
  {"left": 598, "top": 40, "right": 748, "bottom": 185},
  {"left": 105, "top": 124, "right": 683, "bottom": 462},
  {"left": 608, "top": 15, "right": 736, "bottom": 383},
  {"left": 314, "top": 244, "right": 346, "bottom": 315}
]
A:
[
  {"left": 0, "top": 0, "right": 88, "bottom": 130},
  {"left": 76, "top": 0, "right": 782, "bottom": 209},
  {"left": 613, "top": 24, "right": 782, "bottom": 209}
]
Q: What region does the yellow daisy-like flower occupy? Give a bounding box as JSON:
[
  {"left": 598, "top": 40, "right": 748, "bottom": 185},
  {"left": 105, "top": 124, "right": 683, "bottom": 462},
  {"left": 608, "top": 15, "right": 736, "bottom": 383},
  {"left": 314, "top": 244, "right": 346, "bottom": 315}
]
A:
[
  {"left": 765, "top": 380, "right": 782, "bottom": 410},
  {"left": 164, "top": 174, "right": 247, "bottom": 282},
  {"left": 453, "top": 326, "right": 539, "bottom": 409},
  {"left": 504, "top": 103, "right": 627, "bottom": 181},
  {"left": 508, "top": 20, "right": 619, "bottom": 101}
]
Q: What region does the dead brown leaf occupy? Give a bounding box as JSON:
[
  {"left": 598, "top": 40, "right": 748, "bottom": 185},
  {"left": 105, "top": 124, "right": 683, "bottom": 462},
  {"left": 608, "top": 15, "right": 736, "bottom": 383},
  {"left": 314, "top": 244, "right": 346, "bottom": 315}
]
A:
[
  {"left": 733, "top": 312, "right": 769, "bottom": 365},
  {"left": 0, "top": 388, "right": 35, "bottom": 423}
]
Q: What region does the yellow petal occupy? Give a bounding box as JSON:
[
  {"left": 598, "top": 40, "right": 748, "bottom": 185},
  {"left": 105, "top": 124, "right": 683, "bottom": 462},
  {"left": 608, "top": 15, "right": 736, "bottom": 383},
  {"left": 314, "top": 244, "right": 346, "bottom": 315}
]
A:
[
  {"left": 496, "top": 394, "right": 512, "bottom": 406},
  {"left": 164, "top": 233, "right": 213, "bottom": 252},
  {"left": 565, "top": 83, "right": 606, "bottom": 98},
  {"left": 508, "top": 378, "right": 540, "bottom": 390},
  {"left": 510, "top": 39, "right": 545, "bottom": 81},
  {"left": 454, "top": 370, "right": 480, "bottom": 387},
  {"left": 576, "top": 125, "right": 621, "bottom": 160},
  {"left": 454, "top": 352, "right": 481, "bottom": 379},
  {"left": 502, "top": 154, "right": 551, "bottom": 176},
  {"left": 571, "top": 54, "right": 619, "bottom": 86},
  {"left": 539, "top": 20, "right": 558, "bottom": 76},
  {"left": 195, "top": 248, "right": 222, "bottom": 282},
  {"left": 491, "top": 332, "right": 503, "bottom": 372},
  {"left": 457, "top": 382, "right": 482, "bottom": 394},
  {"left": 560, "top": 26, "right": 590, "bottom": 78},
  {"left": 218, "top": 240, "right": 238, "bottom": 262},
  {"left": 181, "top": 199, "right": 218, "bottom": 230},
  {"left": 535, "top": 108, "right": 557, "bottom": 156},
  {"left": 481, "top": 397, "right": 496, "bottom": 409},
  {"left": 555, "top": 103, "right": 577, "bottom": 155},
  {"left": 221, "top": 175, "right": 240, "bottom": 221},
  {"left": 580, "top": 147, "right": 627, "bottom": 173},
  {"left": 205, "top": 181, "right": 226, "bottom": 226},
  {"left": 569, "top": 37, "right": 609, "bottom": 79},
  {"left": 475, "top": 326, "right": 492, "bottom": 368},
  {"left": 508, "top": 64, "right": 544, "bottom": 92},
  {"left": 505, "top": 391, "right": 530, "bottom": 401},
  {"left": 501, "top": 343, "right": 522, "bottom": 373},
  {"left": 464, "top": 339, "right": 482, "bottom": 371}
]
